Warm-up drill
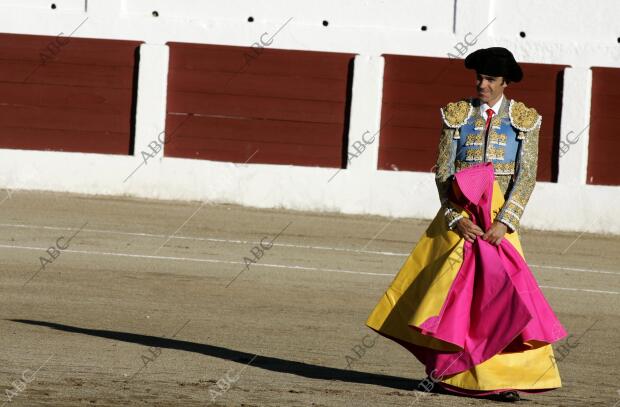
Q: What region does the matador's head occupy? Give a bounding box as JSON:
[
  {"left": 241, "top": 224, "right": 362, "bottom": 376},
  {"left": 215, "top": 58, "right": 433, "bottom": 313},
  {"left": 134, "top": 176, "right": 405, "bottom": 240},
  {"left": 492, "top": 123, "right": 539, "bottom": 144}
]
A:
[{"left": 465, "top": 47, "right": 523, "bottom": 106}]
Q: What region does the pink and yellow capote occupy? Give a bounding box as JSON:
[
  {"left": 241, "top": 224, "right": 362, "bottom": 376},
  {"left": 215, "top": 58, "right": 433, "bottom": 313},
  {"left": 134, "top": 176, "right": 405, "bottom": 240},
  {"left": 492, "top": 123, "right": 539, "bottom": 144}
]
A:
[{"left": 366, "top": 162, "right": 567, "bottom": 395}]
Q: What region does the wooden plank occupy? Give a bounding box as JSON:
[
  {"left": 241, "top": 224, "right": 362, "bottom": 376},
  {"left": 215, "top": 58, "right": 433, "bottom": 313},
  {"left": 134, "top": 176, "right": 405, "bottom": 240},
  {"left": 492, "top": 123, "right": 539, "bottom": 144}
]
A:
[
  {"left": 0, "top": 105, "right": 131, "bottom": 133},
  {"left": 162, "top": 115, "right": 343, "bottom": 146},
  {"left": 0, "top": 82, "right": 132, "bottom": 114},
  {"left": 168, "top": 91, "right": 347, "bottom": 124},
  {"left": 0, "top": 126, "right": 130, "bottom": 154},
  {"left": 168, "top": 42, "right": 353, "bottom": 79},
  {"left": 0, "top": 33, "right": 140, "bottom": 66},
  {"left": 164, "top": 114, "right": 343, "bottom": 167},
  {"left": 0, "top": 59, "right": 136, "bottom": 88},
  {"left": 168, "top": 69, "right": 349, "bottom": 102},
  {"left": 166, "top": 137, "right": 342, "bottom": 167}
]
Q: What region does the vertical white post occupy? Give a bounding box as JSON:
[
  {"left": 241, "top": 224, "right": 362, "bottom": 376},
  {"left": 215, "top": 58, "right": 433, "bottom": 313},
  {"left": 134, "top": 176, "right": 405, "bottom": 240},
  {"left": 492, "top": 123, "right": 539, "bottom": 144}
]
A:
[
  {"left": 133, "top": 43, "right": 170, "bottom": 161},
  {"left": 558, "top": 67, "right": 592, "bottom": 185},
  {"left": 345, "top": 54, "right": 385, "bottom": 173}
]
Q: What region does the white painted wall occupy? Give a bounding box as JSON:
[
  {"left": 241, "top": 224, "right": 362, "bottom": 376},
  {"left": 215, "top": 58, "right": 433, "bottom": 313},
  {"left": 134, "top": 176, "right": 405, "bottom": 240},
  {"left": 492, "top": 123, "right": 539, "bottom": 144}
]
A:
[{"left": 0, "top": 0, "right": 618, "bottom": 234}]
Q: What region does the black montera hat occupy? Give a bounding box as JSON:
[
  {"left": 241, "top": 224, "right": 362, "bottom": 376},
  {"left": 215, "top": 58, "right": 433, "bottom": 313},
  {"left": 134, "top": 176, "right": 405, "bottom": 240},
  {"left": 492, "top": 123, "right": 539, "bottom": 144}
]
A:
[{"left": 464, "top": 47, "right": 523, "bottom": 82}]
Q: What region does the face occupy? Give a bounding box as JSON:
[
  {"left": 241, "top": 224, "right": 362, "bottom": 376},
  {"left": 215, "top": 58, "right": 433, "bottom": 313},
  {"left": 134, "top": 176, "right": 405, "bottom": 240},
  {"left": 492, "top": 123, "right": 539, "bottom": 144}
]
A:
[{"left": 476, "top": 73, "right": 507, "bottom": 105}]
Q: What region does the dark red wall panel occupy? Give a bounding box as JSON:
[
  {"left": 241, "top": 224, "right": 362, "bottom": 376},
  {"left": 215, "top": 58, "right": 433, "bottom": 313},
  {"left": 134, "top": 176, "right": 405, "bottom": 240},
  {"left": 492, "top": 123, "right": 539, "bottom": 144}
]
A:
[
  {"left": 588, "top": 67, "right": 620, "bottom": 186},
  {"left": 379, "top": 54, "right": 566, "bottom": 182},
  {"left": 165, "top": 42, "right": 354, "bottom": 168},
  {"left": 0, "top": 33, "right": 141, "bottom": 154}
]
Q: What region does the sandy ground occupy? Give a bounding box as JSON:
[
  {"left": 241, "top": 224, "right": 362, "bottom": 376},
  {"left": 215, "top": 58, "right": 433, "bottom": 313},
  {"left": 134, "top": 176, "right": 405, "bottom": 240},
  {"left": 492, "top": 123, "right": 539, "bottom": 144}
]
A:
[{"left": 0, "top": 190, "right": 618, "bottom": 407}]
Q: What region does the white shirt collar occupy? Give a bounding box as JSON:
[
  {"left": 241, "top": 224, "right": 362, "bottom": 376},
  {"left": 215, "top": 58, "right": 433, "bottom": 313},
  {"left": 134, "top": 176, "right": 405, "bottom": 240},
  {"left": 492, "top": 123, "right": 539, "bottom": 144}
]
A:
[{"left": 480, "top": 94, "right": 504, "bottom": 120}]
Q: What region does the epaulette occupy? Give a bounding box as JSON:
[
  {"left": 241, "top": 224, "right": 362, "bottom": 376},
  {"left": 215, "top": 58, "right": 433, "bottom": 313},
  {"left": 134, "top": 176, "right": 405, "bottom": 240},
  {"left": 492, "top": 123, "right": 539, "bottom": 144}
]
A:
[
  {"left": 440, "top": 100, "right": 473, "bottom": 129},
  {"left": 440, "top": 100, "right": 473, "bottom": 139},
  {"left": 509, "top": 100, "right": 542, "bottom": 139}
]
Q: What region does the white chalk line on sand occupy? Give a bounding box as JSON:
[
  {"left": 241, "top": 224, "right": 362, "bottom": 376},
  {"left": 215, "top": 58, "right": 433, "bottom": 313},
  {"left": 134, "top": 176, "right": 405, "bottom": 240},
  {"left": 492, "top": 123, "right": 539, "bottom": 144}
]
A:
[
  {"left": 538, "top": 286, "right": 618, "bottom": 295},
  {"left": 0, "top": 243, "right": 618, "bottom": 295},
  {"left": 0, "top": 244, "right": 391, "bottom": 277},
  {"left": 0, "top": 223, "right": 406, "bottom": 257},
  {"left": 0, "top": 223, "right": 619, "bottom": 276}
]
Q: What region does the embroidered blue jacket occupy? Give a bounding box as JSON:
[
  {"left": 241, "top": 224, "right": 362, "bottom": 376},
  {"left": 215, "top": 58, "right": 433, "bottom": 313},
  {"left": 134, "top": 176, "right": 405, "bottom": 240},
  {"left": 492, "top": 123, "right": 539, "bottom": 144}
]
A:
[{"left": 435, "top": 97, "right": 542, "bottom": 232}]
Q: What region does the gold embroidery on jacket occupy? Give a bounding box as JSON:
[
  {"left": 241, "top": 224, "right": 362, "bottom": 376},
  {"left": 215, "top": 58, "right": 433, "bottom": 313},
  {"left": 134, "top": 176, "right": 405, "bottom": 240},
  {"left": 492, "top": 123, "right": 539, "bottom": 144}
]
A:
[
  {"left": 493, "top": 161, "right": 516, "bottom": 174},
  {"left": 455, "top": 160, "right": 516, "bottom": 175},
  {"left": 490, "top": 114, "right": 502, "bottom": 128},
  {"left": 465, "top": 148, "right": 483, "bottom": 161},
  {"left": 489, "top": 133, "right": 507, "bottom": 146},
  {"left": 486, "top": 146, "right": 505, "bottom": 160},
  {"left": 465, "top": 133, "right": 484, "bottom": 146}
]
